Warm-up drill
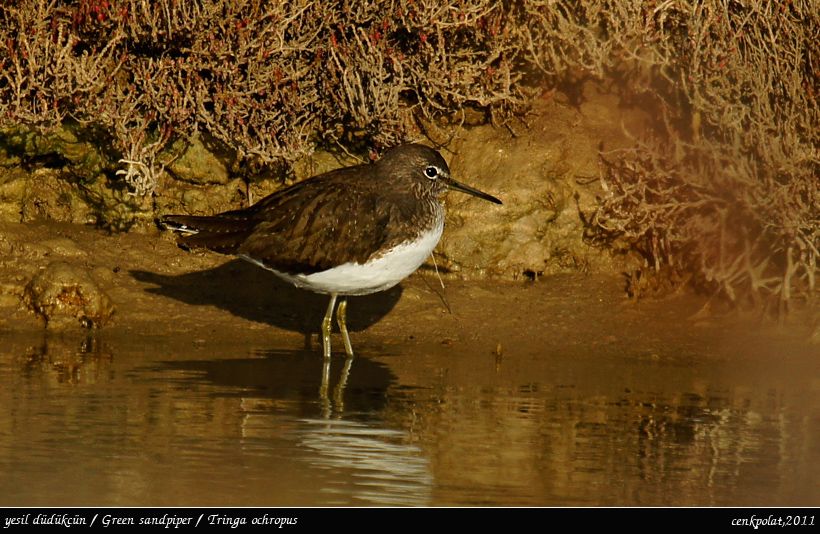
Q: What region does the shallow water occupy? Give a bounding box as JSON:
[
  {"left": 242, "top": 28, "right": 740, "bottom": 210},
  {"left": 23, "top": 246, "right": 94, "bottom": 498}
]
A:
[{"left": 0, "top": 315, "right": 816, "bottom": 507}]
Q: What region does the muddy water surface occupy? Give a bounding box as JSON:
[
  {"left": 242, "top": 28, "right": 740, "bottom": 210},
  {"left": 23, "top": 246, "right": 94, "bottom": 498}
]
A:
[{"left": 0, "top": 276, "right": 816, "bottom": 506}]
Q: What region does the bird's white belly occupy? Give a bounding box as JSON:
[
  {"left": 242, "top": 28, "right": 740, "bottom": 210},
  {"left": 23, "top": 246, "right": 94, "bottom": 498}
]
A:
[{"left": 242, "top": 220, "right": 444, "bottom": 296}]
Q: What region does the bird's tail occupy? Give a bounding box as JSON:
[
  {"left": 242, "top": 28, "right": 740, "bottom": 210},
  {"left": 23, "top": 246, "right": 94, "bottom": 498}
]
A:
[
  {"left": 161, "top": 215, "right": 201, "bottom": 235},
  {"left": 161, "top": 214, "right": 254, "bottom": 254}
]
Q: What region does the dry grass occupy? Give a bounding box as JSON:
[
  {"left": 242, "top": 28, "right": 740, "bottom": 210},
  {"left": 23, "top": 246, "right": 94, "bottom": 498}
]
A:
[
  {"left": 572, "top": 1, "right": 818, "bottom": 309},
  {"left": 1, "top": 0, "right": 528, "bottom": 189}
]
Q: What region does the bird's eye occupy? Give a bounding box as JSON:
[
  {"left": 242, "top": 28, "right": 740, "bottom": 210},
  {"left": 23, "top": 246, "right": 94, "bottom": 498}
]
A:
[{"left": 424, "top": 166, "right": 439, "bottom": 179}]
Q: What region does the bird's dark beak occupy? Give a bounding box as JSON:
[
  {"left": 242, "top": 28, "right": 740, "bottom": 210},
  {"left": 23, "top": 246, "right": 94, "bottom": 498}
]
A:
[{"left": 443, "top": 175, "right": 502, "bottom": 205}]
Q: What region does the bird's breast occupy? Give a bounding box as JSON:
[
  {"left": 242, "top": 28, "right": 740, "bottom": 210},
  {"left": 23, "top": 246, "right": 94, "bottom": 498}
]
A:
[{"left": 265, "top": 217, "right": 444, "bottom": 296}]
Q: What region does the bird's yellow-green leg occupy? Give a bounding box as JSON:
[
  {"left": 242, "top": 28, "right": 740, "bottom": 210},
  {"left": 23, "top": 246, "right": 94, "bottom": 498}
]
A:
[
  {"left": 332, "top": 355, "right": 353, "bottom": 413},
  {"left": 336, "top": 298, "right": 354, "bottom": 357},
  {"left": 319, "top": 356, "right": 331, "bottom": 416},
  {"left": 321, "top": 293, "right": 338, "bottom": 359}
]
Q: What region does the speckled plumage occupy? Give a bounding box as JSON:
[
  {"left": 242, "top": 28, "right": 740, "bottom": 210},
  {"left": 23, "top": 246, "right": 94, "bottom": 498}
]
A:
[
  {"left": 162, "top": 143, "right": 501, "bottom": 357},
  {"left": 164, "top": 144, "right": 455, "bottom": 277}
]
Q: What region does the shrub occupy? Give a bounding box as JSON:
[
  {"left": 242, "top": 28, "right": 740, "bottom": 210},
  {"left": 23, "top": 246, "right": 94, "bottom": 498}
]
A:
[
  {"left": 1, "top": 0, "right": 528, "bottom": 191},
  {"left": 573, "top": 2, "right": 818, "bottom": 309}
]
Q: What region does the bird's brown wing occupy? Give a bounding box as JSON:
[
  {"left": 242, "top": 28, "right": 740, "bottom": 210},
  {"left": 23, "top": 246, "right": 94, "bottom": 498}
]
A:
[
  {"left": 237, "top": 178, "right": 394, "bottom": 274},
  {"left": 160, "top": 171, "right": 350, "bottom": 255},
  {"left": 163, "top": 169, "right": 401, "bottom": 274}
]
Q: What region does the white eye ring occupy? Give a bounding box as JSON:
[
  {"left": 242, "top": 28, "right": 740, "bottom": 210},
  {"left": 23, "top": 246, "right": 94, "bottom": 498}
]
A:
[{"left": 424, "top": 166, "right": 439, "bottom": 179}]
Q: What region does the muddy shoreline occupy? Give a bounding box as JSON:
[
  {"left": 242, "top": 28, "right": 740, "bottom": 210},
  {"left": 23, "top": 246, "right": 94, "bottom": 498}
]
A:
[
  {"left": 1, "top": 219, "right": 816, "bottom": 351},
  {"left": 1, "top": 220, "right": 817, "bottom": 506}
]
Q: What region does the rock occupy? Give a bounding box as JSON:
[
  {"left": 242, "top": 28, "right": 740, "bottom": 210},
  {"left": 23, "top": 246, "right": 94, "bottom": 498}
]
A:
[
  {"left": 0, "top": 167, "right": 27, "bottom": 222},
  {"left": 181, "top": 187, "right": 209, "bottom": 212},
  {"left": 159, "top": 148, "right": 362, "bottom": 220},
  {"left": 23, "top": 261, "right": 114, "bottom": 329},
  {"left": 40, "top": 237, "right": 87, "bottom": 257},
  {"left": 0, "top": 292, "right": 18, "bottom": 307},
  {"left": 0, "top": 124, "right": 107, "bottom": 177},
  {"left": 83, "top": 174, "right": 156, "bottom": 232},
  {"left": 20, "top": 168, "right": 97, "bottom": 224},
  {"left": 168, "top": 133, "right": 231, "bottom": 185},
  {"left": 292, "top": 149, "right": 361, "bottom": 182},
  {"left": 438, "top": 90, "right": 647, "bottom": 279},
  {"left": 159, "top": 177, "right": 247, "bottom": 217},
  {"left": 0, "top": 125, "right": 158, "bottom": 231}
]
